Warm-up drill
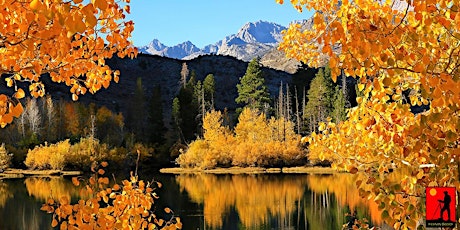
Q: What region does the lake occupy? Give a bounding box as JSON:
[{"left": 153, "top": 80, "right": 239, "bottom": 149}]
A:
[{"left": 0, "top": 173, "right": 384, "bottom": 230}]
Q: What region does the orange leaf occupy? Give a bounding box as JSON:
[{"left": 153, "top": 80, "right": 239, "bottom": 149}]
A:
[
  {"left": 15, "top": 88, "right": 25, "bottom": 99},
  {"left": 72, "top": 177, "right": 80, "bottom": 186},
  {"left": 51, "top": 219, "right": 58, "bottom": 227}
]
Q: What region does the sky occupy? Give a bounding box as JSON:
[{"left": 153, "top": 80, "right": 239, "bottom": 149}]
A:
[{"left": 127, "top": 1, "right": 313, "bottom": 48}]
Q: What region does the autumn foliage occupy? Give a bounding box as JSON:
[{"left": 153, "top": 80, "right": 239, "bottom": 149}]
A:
[
  {"left": 41, "top": 163, "right": 182, "bottom": 229},
  {"left": 177, "top": 108, "right": 306, "bottom": 169},
  {"left": 278, "top": 0, "right": 460, "bottom": 228},
  {"left": 0, "top": 0, "right": 137, "bottom": 127}
]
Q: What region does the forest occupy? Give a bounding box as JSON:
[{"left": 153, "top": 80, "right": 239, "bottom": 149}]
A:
[{"left": 0, "top": 0, "right": 459, "bottom": 229}]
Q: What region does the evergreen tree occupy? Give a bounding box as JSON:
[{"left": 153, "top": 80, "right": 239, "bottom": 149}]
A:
[
  {"left": 304, "top": 66, "right": 334, "bottom": 133},
  {"left": 127, "top": 77, "right": 146, "bottom": 141},
  {"left": 203, "top": 74, "right": 215, "bottom": 107},
  {"left": 235, "top": 58, "right": 271, "bottom": 112},
  {"left": 148, "top": 85, "right": 167, "bottom": 144},
  {"left": 332, "top": 86, "right": 347, "bottom": 123},
  {"left": 172, "top": 97, "right": 182, "bottom": 139}
]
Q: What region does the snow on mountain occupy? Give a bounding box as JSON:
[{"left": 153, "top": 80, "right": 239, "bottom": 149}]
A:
[
  {"left": 139, "top": 40, "right": 200, "bottom": 60},
  {"left": 234, "top": 20, "right": 285, "bottom": 44},
  {"left": 138, "top": 39, "right": 167, "bottom": 56},
  {"left": 139, "top": 21, "right": 287, "bottom": 61}
]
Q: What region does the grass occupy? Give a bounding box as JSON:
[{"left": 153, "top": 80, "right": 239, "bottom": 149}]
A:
[{"left": 0, "top": 168, "right": 82, "bottom": 179}]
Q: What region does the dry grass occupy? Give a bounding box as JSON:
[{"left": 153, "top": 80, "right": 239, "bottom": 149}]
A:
[
  {"left": 160, "top": 166, "right": 335, "bottom": 174},
  {"left": 0, "top": 169, "right": 82, "bottom": 179}
]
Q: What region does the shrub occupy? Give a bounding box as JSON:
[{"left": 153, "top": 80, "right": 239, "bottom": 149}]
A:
[
  {"left": 0, "top": 143, "right": 11, "bottom": 170},
  {"left": 25, "top": 140, "right": 70, "bottom": 170},
  {"left": 177, "top": 108, "right": 306, "bottom": 169}
]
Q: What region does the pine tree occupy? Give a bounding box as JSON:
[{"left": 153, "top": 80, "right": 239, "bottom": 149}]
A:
[
  {"left": 235, "top": 58, "right": 271, "bottom": 112},
  {"left": 203, "top": 74, "right": 215, "bottom": 108},
  {"left": 172, "top": 97, "right": 181, "bottom": 133},
  {"left": 332, "top": 86, "right": 347, "bottom": 123},
  {"left": 128, "top": 77, "right": 146, "bottom": 141},
  {"left": 148, "top": 85, "right": 167, "bottom": 144},
  {"left": 304, "top": 66, "right": 334, "bottom": 133}
]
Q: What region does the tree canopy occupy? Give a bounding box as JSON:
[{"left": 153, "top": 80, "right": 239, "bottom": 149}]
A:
[
  {"left": 0, "top": 0, "right": 136, "bottom": 127},
  {"left": 278, "top": 0, "right": 460, "bottom": 228},
  {"left": 236, "top": 58, "right": 271, "bottom": 112}
]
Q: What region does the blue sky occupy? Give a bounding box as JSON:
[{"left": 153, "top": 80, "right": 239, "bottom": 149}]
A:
[{"left": 127, "top": 1, "right": 312, "bottom": 48}]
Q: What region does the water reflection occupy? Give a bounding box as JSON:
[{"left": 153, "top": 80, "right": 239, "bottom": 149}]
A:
[
  {"left": 175, "top": 173, "right": 382, "bottom": 229},
  {"left": 0, "top": 181, "right": 13, "bottom": 208},
  {"left": 0, "top": 173, "right": 385, "bottom": 230},
  {"left": 24, "top": 177, "right": 82, "bottom": 202}
]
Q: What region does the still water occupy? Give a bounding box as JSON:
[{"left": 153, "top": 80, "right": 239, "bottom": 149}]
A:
[{"left": 0, "top": 173, "right": 382, "bottom": 230}]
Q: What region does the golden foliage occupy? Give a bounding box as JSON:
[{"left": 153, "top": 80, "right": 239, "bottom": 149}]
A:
[
  {"left": 176, "top": 174, "right": 307, "bottom": 229},
  {"left": 0, "top": 0, "right": 137, "bottom": 126},
  {"left": 24, "top": 137, "right": 128, "bottom": 170},
  {"left": 42, "top": 163, "right": 181, "bottom": 229},
  {"left": 0, "top": 143, "right": 11, "bottom": 169},
  {"left": 25, "top": 177, "right": 84, "bottom": 203},
  {"left": 278, "top": 0, "right": 460, "bottom": 227},
  {"left": 25, "top": 139, "right": 70, "bottom": 170},
  {"left": 177, "top": 108, "right": 305, "bottom": 168},
  {"left": 0, "top": 181, "right": 13, "bottom": 208}
]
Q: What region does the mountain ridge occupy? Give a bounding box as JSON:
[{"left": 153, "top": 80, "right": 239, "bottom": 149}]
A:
[{"left": 138, "top": 20, "right": 303, "bottom": 73}]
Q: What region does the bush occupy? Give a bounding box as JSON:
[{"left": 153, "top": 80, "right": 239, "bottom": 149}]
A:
[
  {"left": 25, "top": 140, "right": 70, "bottom": 170},
  {"left": 0, "top": 144, "right": 11, "bottom": 170},
  {"left": 177, "top": 108, "right": 306, "bottom": 169}
]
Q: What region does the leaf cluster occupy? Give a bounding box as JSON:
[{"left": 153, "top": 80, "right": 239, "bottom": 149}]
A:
[
  {"left": 41, "top": 162, "right": 182, "bottom": 229},
  {"left": 278, "top": 0, "right": 460, "bottom": 228},
  {"left": 0, "top": 0, "right": 136, "bottom": 126}
]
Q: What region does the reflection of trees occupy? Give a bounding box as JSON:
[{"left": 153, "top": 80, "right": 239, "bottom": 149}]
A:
[
  {"left": 176, "top": 174, "right": 308, "bottom": 229},
  {"left": 24, "top": 177, "right": 82, "bottom": 202},
  {"left": 0, "top": 181, "right": 13, "bottom": 208},
  {"left": 307, "top": 173, "right": 382, "bottom": 226}
]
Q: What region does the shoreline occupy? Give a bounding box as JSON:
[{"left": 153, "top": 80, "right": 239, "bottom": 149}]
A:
[
  {"left": 0, "top": 169, "right": 82, "bottom": 179},
  {"left": 159, "top": 166, "right": 337, "bottom": 174}
]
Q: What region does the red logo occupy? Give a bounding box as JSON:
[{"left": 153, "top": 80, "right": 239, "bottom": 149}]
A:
[{"left": 426, "top": 187, "right": 457, "bottom": 228}]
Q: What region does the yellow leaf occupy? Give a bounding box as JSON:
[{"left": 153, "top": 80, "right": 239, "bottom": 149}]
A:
[
  {"left": 6, "top": 78, "right": 13, "bottom": 87},
  {"left": 164, "top": 207, "right": 171, "bottom": 213},
  {"left": 30, "top": 0, "right": 43, "bottom": 11}
]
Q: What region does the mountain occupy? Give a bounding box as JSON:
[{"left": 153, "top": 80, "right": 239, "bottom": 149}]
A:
[
  {"left": 140, "top": 21, "right": 290, "bottom": 63},
  {"left": 138, "top": 40, "right": 200, "bottom": 60}
]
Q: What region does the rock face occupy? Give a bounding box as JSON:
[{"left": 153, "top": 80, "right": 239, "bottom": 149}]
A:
[
  {"left": 139, "top": 21, "right": 296, "bottom": 69},
  {"left": 138, "top": 40, "right": 200, "bottom": 60}
]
